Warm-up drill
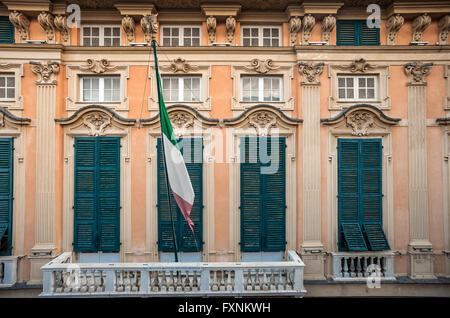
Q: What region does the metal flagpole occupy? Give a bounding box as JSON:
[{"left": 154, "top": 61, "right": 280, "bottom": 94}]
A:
[{"left": 148, "top": 16, "right": 179, "bottom": 263}]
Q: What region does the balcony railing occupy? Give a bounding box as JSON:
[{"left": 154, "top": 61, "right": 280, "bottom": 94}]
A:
[
  {"left": 40, "top": 250, "right": 306, "bottom": 297},
  {"left": 0, "top": 256, "right": 18, "bottom": 287},
  {"left": 331, "top": 251, "right": 395, "bottom": 281}
]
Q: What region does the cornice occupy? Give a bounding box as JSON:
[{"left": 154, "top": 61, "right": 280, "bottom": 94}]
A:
[
  {"left": 55, "top": 104, "right": 136, "bottom": 125},
  {"left": 139, "top": 104, "right": 219, "bottom": 126},
  {"left": 223, "top": 104, "right": 303, "bottom": 126},
  {"left": 0, "top": 107, "right": 31, "bottom": 125},
  {"left": 321, "top": 104, "right": 401, "bottom": 125}
]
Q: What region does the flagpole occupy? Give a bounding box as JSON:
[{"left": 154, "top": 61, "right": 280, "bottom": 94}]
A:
[{"left": 151, "top": 35, "right": 179, "bottom": 263}]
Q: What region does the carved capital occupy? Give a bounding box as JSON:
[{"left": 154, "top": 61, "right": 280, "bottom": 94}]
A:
[
  {"left": 30, "top": 61, "right": 60, "bottom": 85},
  {"left": 160, "top": 58, "right": 199, "bottom": 73},
  {"left": 206, "top": 16, "right": 216, "bottom": 44},
  {"left": 289, "top": 16, "right": 301, "bottom": 46},
  {"left": 169, "top": 111, "right": 195, "bottom": 136},
  {"left": 335, "top": 58, "right": 377, "bottom": 73},
  {"left": 321, "top": 15, "right": 336, "bottom": 44},
  {"left": 80, "top": 59, "right": 118, "bottom": 74},
  {"left": 9, "top": 11, "right": 30, "bottom": 42},
  {"left": 302, "top": 14, "right": 315, "bottom": 44},
  {"left": 404, "top": 61, "right": 433, "bottom": 86},
  {"left": 412, "top": 13, "right": 431, "bottom": 42},
  {"left": 244, "top": 59, "right": 279, "bottom": 74},
  {"left": 346, "top": 111, "right": 375, "bottom": 136},
  {"left": 225, "top": 16, "right": 236, "bottom": 44},
  {"left": 38, "top": 11, "right": 56, "bottom": 43},
  {"left": 438, "top": 15, "right": 450, "bottom": 45},
  {"left": 122, "top": 15, "right": 135, "bottom": 43},
  {"left": 141, "top": 14, "right": 158, "bottom": 43},
  {"left": 386, "top": 14, "right": 404, "bottom": 45},
  {"left": 298, "top": 62, "right": 324, "bottom": 85},
  {"left": 54, "top": 15, "right": 70, "bottom": 43},
  {"left": 83, "top": 113, "right": 111, "bottom": 136},
  {"left": 248, "top": 111, "right": 277, "bottom": 136}
]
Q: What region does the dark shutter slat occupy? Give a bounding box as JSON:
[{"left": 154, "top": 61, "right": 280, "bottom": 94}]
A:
[
  {"left": 360, "top": 23, "right": 380, "bottom": 45},
  {"left": 341, "top": 223, "right": 368, "bottom": 251},
  {"left": 363, "top": 223, "right": 390, "bottom": 250},
  {"left": 0, "top": 17, "right": 14, "bottom": 44},
  {"left": 337, "top": 21, "right": 357, "bottom": 45},
  {"left": 0, "top": 138, "right": 13, "bottom": 256}
]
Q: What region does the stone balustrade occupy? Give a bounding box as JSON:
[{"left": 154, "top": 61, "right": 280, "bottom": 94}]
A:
[
  {"left": 331, "top": 252, "right": 395, "bottom": 281},
  {"left": 40, "top": 251, "right": 306, "bottom": 297},
  {"left": 0, "top": 256, "right": 18, "bottom": 287}
]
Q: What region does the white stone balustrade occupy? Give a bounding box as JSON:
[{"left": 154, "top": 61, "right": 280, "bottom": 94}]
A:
[
  {"left": 0, "top": 256, "right": 18, "bottom": 287},
  {"left": 40, "top": 251, "right": 306, "bottom": 297},
  {"left": 331, "top": 252, "right": 395, "bottom": 281}
]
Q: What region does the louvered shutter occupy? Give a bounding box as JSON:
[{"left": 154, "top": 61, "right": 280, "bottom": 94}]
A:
[
  {"left": 0, "top": 138, "right": 13, "bottom": 256},
  {"left": 337, "top": 21, "right": 357, "bottom": 46},
  {"left": 338, "top": 139, "right": 368, "bottom": 251},
  {"left": 74, "top": 138, "right": 97, "bottom": 252},
  {"left": 157, "top": 138, "right": 203, "bottom": 252},
  {"left": 360, "top": 22, "right": 380, "bottom": 46},
  {"left": 97, "top": 137, "right": 120, "bottom": 252},
  {"left": 0, "top": 17, "right": 14, "bottom": 44}
]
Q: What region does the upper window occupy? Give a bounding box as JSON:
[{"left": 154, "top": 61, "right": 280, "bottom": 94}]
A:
[
  {"left": 161, "top": 25, "right": 201, "bottom": 46},
  {"left": 337, "top": 75, "right": 377, "bottom": 102},
  {"left": 80, "top": 76, "right": 120, "bottom": 102},
  {"left": 0, "top": 74, "right": 15, "bottom": 101},
  {"left": 162, "top": 76, "right": 201, "bottom": 102},
  {"left": 82, "top": 25, "right": 121, "bottom": 46},
  {"left": 241, "top": 76, "right": 282, "bottom": 102},
  {"left": 241, "top": 26, "right": 281, "bottom": 46},
  {"left": 0, "top": 16, "right": 14, "bottom": 44},
  {"left": 337, "top": 20, "right": 379, "bottom": 46}
]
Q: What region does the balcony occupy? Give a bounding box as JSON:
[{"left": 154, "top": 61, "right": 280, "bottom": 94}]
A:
[
  {"left": 331, "top": 251, "right": 395, "bottom": 281},
  {"left": 40, "top": 250, "right": 306, "bottom": 297},
  {"left": 0, "top": 256, "right": 18, "bottom": 287}
]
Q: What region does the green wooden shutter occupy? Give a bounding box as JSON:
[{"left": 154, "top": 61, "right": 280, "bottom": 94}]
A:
[
  {"left": 337, "top": 20, "right": 379, "bottom": 46},
  {"left": 74, "top": 137, "right": 120, "bottom": 252},
  {"left": 157, "top": 138, "right": 203, "bottom": 252},
  {"left": 240, "top": 137, "right": 286, "bottom": 252},
  {"left": 360, "top": 22, "right": 380, "bottom": 46},
  {"left": 0, "top": 17, "right": 14, "bottom": 44},
  {"left": 74, "top": 138, "right": 97, "bottom": 252},
  {"left": 338, "top": 139, "right": 368, "bottom": 251},
  {"left": 0, "top": 138, "right": 13, "bottom": 256}
]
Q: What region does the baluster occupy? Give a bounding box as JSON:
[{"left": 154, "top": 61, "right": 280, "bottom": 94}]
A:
[
  {"left": 183, "top": 271, "right": 191, "bottom": 292},
  {"left": 192, "top": 271, "right": 199, "bottom": 291},
  {"left": 123, "top": 271, "right": 130, "bottom": 293},
  {"left": 211, "top": 271, "right": 219, "bottom": 291},
  {"left": 151, "top": 271, "right": 159, "bottom": 291},
  {"left": 87, "top": 270, "right": 95, "bottom": 293},
  {"left": 176, "top": 271, "right": 183, "bottom": 292},
  {"left": 355, "top": 257, "right": 361, "bottom": 277},
  {"left": 94, "top": 270, "right": 101, "bottom": 292},
  {"left": 219, "top": 270, "right": 225, "bottom": 291},
  {"left": 261, "top": 269, "right": 269, "bottom": 291},
  {"left": 160, "top": 271, "right": 168, "bottom": 292},
  {"left": 380, "top": 257, "right": 386, "bottom": 277},
  {"left": 99, "top": 271, "right": 105, "bottom": 292},
  {"left": 168, "top": 271, "right": 175, "bottom": 292},
  {"left": 116, "top": 271, "right": 124, "bottom": 292},
  {"left": 245, "top": 269, "right": 252, "bottom": 291},
  {"left": 269, "top": 269, "right": 276, "bottom": 290},
  {"left": 226, "top": 270, "right": 233, "bottom": 291},
  {"left": 253, "top": 269, "right": 260, "bottom": 291},
  {"left": 53, "top": 271, "right": 61, "bottom": 293},
  {"left": 339, "top": 257, "right": 345, "bottom": 277},
  {"left": 349, "top": 257, "right": 355, "bottom": 277},
  {"left": 276, "top": 269, "right": 283, "bottom": 290},
  {"left": 131, "top": 271, "right": 138, "bottom": 292},
  {"left": 342, "top": 258, "right": 348, "bottom": 277}
]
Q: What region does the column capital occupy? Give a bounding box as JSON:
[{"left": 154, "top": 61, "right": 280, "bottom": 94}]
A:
[
  {"left": 404, "top": 61, "right": 433, "bottom": 86},
  {"left": 30, "top": 61, "right": 60, "bottom": 85},
  {"left": 298, "top": 61, "right": 324, "bottom": 86}
]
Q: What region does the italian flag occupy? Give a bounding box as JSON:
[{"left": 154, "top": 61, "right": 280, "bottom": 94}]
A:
[{"left": 152, "top": 40, "right": 195, "bottom": 232}]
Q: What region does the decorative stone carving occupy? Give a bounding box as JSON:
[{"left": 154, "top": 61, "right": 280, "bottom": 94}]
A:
[
  {"left": 298, "top": 62, "right": 324, "bottom": 85},
  {"left": 38, "top": 11, "right": 56, "bottom": 42},
  {"left": 404, "top": 61, "right": 433, "bottom": 86},
  {"left": 0, "top": 113, "right": 5, "bottom": 128},
  {"left": 335, "top": 58, "right": 377, "bottom": 73},
  {"left": 206, "top": 16, "right": 216, "bottom": 44},
  {"left": 248, "top": 111, "right": 277, "bottom": 136},
  {"left": 9, "top": 11, "right": 30, "bottom": 42},
  {"left": 386, "top": 14, "right": 404, "bottom": 45},
  {"left": 80, "top": 59, "right": 118, "bottom": 74},
  {"left": 83, "top": 113, "right": 111, "bottom": 136},
  {"left": 30, "top": 61, "right": 60, "bottom": 84},
  {"left": 169, "top": 111, "right": 194, "bottom": 131},
  {"left": 122, "top": 15, "right": 135, "bottom": 43},
  {"left": 346, "top": 111, "right": 375, "bottom": 136},
  {"left": 438, "top": 15, "right": 450, "bottom": 45},
  {"left": 141, "top": 14, "right": 158, "bottom": 43},
  {"left": 160, "top": 58, "right": 199, "bottom": 73},
  {"left": 225, "top": 16, "right": 236, "bottom": 44},
  {"left": 321, "top": 15, "right": 336, "bottom": 44},
  {"left": 302, "top": 14, "right": 315, "bottom": 44},
  {"left": 412, "top": 13, "right": 431, "bottom": 42},
  {"left": 54, "top": 15, "right": 70, "bottom": 43},
  {"left": 289, "top": 16, "right": 301, "bottom": 46},
  {"left": 244, "top": 59, "right": 279, "bottom": 74}
]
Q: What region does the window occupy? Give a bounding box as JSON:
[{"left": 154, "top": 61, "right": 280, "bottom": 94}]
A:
[
  {"left": 157, "top": 138, "right": 203, "bottom": 252},
  {"left": 338, "top": 139, "right": 390, "bottom": 251},
  {"left": 0, "top": 138, "right": 13, "bottom": 256},
  {"left": 0, "top": 74, "right": 15, "bottom": 100},
  {"left": 337, "top": 20, "right": 379, "bottom": 46},
  {"left": 82, "top": 25, "right": 121, "bottom": 46},
  {"left": 337, "top": 75, "right": 377, "bottom": 101},
  {"left": 161, "top": 26, "right": 201, "bottom": 46},
  {"left": 241, "top": 76, "right": 282, "bottom": 102},
  {"left": 0, "top": 16, "right": 14, "bottom": 44},
  {"left": 241, "top": 26, "right": 281, "bottom": 46},
  {"left": 162, "top": 76, "right": 201, "bottom": 102},
  {"left": 81, "top": 76, "right": 120, "bottom": 102},
  {"left": 73, "top": 137, "right": 120, "bottom": 252},
  {"left": 240, "top": 137, "right": 286, "bottom": 252}
]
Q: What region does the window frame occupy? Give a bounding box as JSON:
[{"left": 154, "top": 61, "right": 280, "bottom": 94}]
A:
[
  {"left": 240, "top": 25, "right": 282, "bottom": 47},
  {"left": 79, "top": 75, "right": 121, "bottom": 103},
  {"left": 81, "top": 24, "right": 122, "bottom": 47},
  {"left": 337, "top": 74, "right": 378, "bottom": 102},
  {"left": 0, "top": 73, "right": 15, "bottom": 101},
  {"left": 336, "top": 20, "right": 380, "bottom": 46},
  {"left": 161, "top": 75, "right": 202, "bottom": 103},
  {"left": 160, "top": 24, "right": 202, "bottom": 47},
  {"left": 240, "top": 75, "right": 283, "bottom": 103}
]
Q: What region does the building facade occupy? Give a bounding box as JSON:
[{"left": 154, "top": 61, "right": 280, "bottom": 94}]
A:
[{"left": 0, "top": 0, "right": 449, "bottom": 296}]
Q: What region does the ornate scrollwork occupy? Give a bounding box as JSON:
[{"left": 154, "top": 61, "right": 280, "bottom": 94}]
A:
[
  {"left": 206, "top": 16, "right": 216, "bottom": 44},
  {"left": 80, "top": 59, "right": 118, "bottom": 74},
  {"left": 169, "top": 112, "right": 194, "bottom": 130},
  {"left": 161, "top": 58, "right": 199, "bottom": 73},
  {"left": 404, "top": 61, "right": 433, "bottom": 85},
  {"left": 245, "top": 59, "right": 279, "bottom": 74},
  {"left": 226, "top": 16, "right": 236, "bottom": 44},
  {"left": 249, "top": 111, "right": 278, "bottom": 136},
  {"left": 54, "top": 15, "right": 70, "bottom": 43},
  {"left": 302, "top": 14, "right": 315, "bottom": 44},
  {"left": 30, "top": 61, "right": 60, "bottom": 84},
  {"left": 335, "top": 58, "right": 377, "bottom": 73},
  {"left": 38, "top": 11, "right": 56, "bottom": 42},
  {"left": 346, "top": 111, "right": 375, "bottom": 136},
  {"left": 9, "top": 11, "right": 30, "bottom": 42},
  {"left": 321, "top": 15, "right": 336, "bottom": 44},
  {"left": 289, "top": 16, "right": 301, "bottom": 46},
  {"left": 141, "top": 14, "right": 158, "bottom": 43},
  {"left": 122, "top": 15, "right": 135, "bottom": 43},
  {"left": 438, "top": 15, "right": 450, "bottom": 45},
  {"left": 298, "top": 62, "right": 324, "bottom": 85},
  {"left": 412, "top": 13, "right": 431, "bottom": 42},
  {"left": 386, "top": 14, "right": 404, "bottom": 45},
  {"left": 83, "top": 113, "right": 111, "bottom": 136}
]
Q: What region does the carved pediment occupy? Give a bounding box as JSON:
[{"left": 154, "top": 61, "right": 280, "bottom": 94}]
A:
[
  {"left": 160, "top": 58, "right": 199, "bottom": 73},
  {"left": 0, "top": 107, "right": 31, "bottom": 131},
  {"left": 244, "top": 59, "right": 279, "bottom": 74},
  {"left": 334, "top": 58, "right": 379, "bottom": 73},
  {"left": 80, "top": 59, "right": 118, "bottom": 74}
]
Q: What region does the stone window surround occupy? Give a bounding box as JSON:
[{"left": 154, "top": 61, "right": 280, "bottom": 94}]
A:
[
  {"left": 66, "top": 64, "right": 129, "bottom": 112},
  {"left": 328, "top": 62, "right": 390, "bottom": 111},
  {"left": 0, "top": 64, "right": 23, "bottom": 110},
  {"left": 444, "top": 64, "right": 450, "bottom": 112}
]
